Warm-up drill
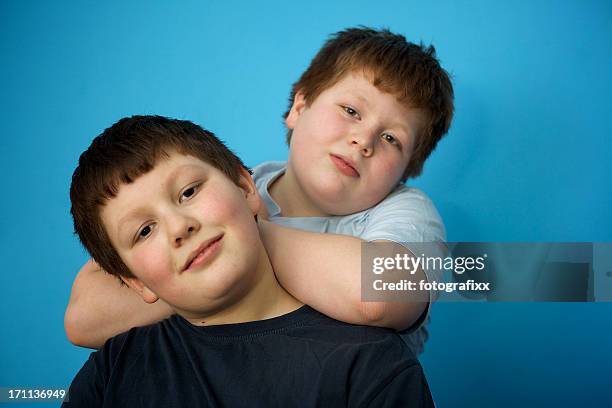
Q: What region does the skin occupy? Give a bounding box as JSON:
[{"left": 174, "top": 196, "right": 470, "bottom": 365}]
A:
[
  {"left": 271, "top": 72, "right": 422, "bottom": 216},
  {"left": 65, "top": 73, "right": 430, "bottom": 347},
  {"left": 100, "top": 152, "right": 301, "bottom": 326}
]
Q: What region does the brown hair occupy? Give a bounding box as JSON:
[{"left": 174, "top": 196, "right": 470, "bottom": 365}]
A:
[
  {"left": 284, "top": 26, "right": 454, "bottom": 179},
  {"left": 70, "top": 115, "right": 247, "bottom": 280}
]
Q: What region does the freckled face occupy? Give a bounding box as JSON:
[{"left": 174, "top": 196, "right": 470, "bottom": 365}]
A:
[
  {"left": 101, "top": 152, "right": 262, "bottom": 318},
  {"left": 285, "top": 73, "right": 424, "bottom": 215}
]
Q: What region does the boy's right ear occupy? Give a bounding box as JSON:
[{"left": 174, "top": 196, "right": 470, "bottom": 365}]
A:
[
  {"left": 285, "top": 91, "right": 307, "bottom": 129},
  {"left": 119, "top": 276, "right": 160, "bottom": 304}
]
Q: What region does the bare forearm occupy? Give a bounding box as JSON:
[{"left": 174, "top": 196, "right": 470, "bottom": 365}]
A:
[
  {"left": 64, "top": 260, "right": 173, "bottom": 349},
  {"left": 259, "top": 221, "right": 426, "bottom": 330}
]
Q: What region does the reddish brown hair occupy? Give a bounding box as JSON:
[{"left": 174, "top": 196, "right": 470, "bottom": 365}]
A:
[
  {"left": 284, "top": 27, "right": 454, "bottom": 179},
  {"left": 70, "top": 115, "right": 247, "bottom": 280}
]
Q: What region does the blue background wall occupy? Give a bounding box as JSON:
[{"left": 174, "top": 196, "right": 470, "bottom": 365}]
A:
[{"left": 1, "top": 1, "right": 611, "bottom": 406}]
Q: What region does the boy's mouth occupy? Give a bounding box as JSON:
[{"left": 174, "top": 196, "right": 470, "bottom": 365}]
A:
[
  {"left": 329, "top": 154, "right": 360, "bottom": 177},
  {"left": 182, "top": 234, "right": 224, "bottom": 272}
]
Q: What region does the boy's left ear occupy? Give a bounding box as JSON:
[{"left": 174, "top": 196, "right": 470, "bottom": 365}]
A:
[
  {"left": 285, "top": 91, "right": 307, "bottom": 129},
  {"left": 237, "top": 168, "right": 262, "bottom": 216}
]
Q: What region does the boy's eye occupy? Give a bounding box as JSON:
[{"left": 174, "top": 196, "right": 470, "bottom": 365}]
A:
[
  {"left": 342, "top": 106, "right": 361, "bottom": 119},
  {"left": 382, "top": 133, "right": 399, "bottom": 146},
  {"left": 179, "top": 183, "right": 201, "bottom": 203},
  {"left": 136, "top": 223, "right": 155, "bottom": 242}
]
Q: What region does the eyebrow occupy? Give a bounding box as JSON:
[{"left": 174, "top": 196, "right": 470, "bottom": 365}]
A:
[
  {"left": 345, "top": 91, "right": 370, "bottom": 108},
  {"left": 393, "top": 126, "right": 417, "bottom": 154},
  {"left": 117, "top": 209, "right": 146, "bottom": 241},
  {"left": 393, "top": 122, "right": 415, "bottom": 141}
]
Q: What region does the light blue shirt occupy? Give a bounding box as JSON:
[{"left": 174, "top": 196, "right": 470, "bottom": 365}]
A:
[{"left": 253, "top": 161, "right": 446, "bottom": 354}]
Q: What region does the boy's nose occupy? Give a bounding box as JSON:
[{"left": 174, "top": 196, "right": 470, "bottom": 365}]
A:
[
  {"left": 173, "top": 225, "right": 197, "bottom": 247},
  {"left": 349, "top": 135, "right": 374, "bottom": 157},
  {"left": 168, "top": 213, "right": 200, "bottom": 247}
]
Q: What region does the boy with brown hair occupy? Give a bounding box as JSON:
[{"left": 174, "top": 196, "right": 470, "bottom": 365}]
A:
[
  {"left": 65, "top": 27, "right": 454, "bottom": 355},
  {"left": 63, "top": 115, "right": 434, "bottom": 407}
]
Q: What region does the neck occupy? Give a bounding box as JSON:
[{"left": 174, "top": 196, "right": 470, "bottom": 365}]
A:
[
  {"left": 269, "top": 165, "right": 328, "bottom": 217},
  {"left": 181, "top": 240, "right": 303, "bottom": 326}
]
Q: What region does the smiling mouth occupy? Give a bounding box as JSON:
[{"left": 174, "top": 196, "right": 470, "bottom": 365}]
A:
[
  {"left": 182, "top": 234, "right": 224, "bottom": 272},
  {"left": 329, "top": 154, "right": 360, "bottom": 177}
]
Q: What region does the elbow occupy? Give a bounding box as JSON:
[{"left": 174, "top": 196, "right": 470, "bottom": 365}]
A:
[
  {"left": 358, "top": 301, "right": 388, "bottom": 327},
  {"left": 359, "top": 301, "right": 425, "bottom": 331},
  {"left": 64, "top": 303, "right": 100, "bottom": 349},
  {"left": 64, "top": 303, "right": 85, "bottom": 346}
]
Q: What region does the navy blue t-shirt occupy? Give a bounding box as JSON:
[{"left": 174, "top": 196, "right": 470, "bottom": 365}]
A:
[{"left": 63, "top": 306, "right": 433, "bottom": 407}]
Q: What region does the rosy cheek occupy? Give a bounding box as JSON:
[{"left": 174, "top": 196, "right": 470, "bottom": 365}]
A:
[
  {"left": 320, "top": 115, "right": 346, "bottom": 140},
  {"left": 377, "top": 153, "right": 404, "bottom": 179},
  {"left": 199, "top": 185, "right": 244, "bottom": 221},
  {"left": 302, "top": 108, "right": 343, "bottom": 143},
  {"left": 130, "top": 248, "right": 171, "bottom": 285}
]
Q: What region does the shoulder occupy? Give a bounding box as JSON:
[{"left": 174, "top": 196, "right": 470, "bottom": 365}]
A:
[
  {"left": 304, "top": 320, "right": 430, "bottom": 407},
  {"left": 292, "top": 310, "right": 411, "bottom": 354},
  {"left": 252, "top": 161, "right": 285, "bottom": 199},
  {"left": 64, "top": 323, "right": 159, "bottom": 406},
  {"left": 293, "top": 316, "right": 431, "bottom": 407},
  {"left": 320, "top": 317, "right": 433, "bottom": 406},
  {"left": 361, "top": 185, "right": 446, "bottom": 243},
  {"left": 371, "top": 185, "right": 439, "bottom": 218},
  {"left": 251, "top": 161, "right": 286, "bottom": 183},
  {"left": 96, "top": 317, "right": 178, "bottom": 369},
  {"left": 286, "top": 312, "right": 418, "bottom": 379}
]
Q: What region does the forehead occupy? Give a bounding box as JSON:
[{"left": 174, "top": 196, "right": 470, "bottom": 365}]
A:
[
  {"left": 325, "top": 72, "right": 421, "bottom": 112},
  {"left": 120, "top": 152, "right": 213, "bottom": 194},
  {"left": 100, "top": 153, "right": 217, "bottom": 233}
]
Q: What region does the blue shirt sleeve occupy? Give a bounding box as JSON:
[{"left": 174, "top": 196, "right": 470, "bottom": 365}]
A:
[
  {"left": 362, "top": 185, "right": 447, "bottom": 284},
  {"left": 361, "top": 185, "right": 446, "bottom": 244}
]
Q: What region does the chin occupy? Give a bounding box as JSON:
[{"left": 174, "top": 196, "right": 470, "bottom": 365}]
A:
[{"left": 314, "top": 196, "right": 359, "bottom": 216}]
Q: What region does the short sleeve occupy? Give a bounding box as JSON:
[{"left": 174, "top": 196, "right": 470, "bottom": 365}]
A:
[
  {"left": 361, "top": 186, "right": 445, "bottom": 244},
  {"left": 62, "top": 351, "right": 105, "bottom": 407},
  {"left": 363, "top": 185, "right": 447, "bottom": 281},
  {"left": 361, "top": 363, "right": 435, "bottom": 408},
  {"left": 62, "top": 331, "right": 131, "bottom": 407},
  {"left": 346, "top": 335, "right": 435, "bottom": 408}
]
